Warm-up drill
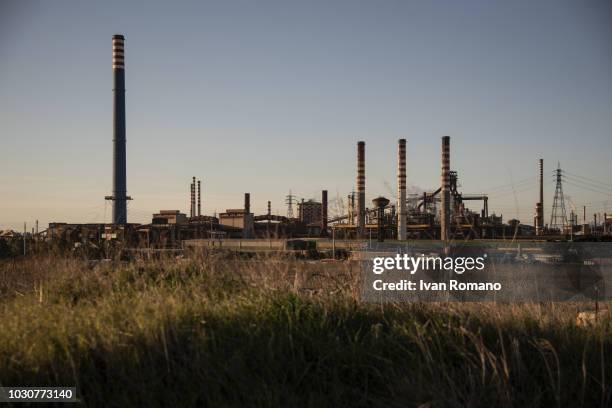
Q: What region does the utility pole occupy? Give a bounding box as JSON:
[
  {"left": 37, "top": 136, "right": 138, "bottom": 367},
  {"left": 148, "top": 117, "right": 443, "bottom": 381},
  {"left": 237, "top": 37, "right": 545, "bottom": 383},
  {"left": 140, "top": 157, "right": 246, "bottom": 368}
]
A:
[{"left": 23, "top": 222, "right": 26, "bottom": 256}]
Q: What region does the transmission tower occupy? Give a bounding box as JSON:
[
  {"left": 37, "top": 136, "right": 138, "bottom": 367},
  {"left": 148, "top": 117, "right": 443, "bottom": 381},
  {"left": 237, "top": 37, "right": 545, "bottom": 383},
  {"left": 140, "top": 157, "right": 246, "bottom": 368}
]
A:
[
  {"left": 550, "top": 163, "right": 568, "bottom": 231},
  {"left": 285, "top": 190, "right": 297, "bottom": 219}
]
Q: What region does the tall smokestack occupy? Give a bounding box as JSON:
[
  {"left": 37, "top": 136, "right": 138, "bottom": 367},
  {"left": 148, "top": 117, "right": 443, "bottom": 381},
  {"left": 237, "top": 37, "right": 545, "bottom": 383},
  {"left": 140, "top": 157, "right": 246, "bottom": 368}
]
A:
[
  {"left": 197, "top": 179, "right": 201, "bottom": 217},
  {"left": 321, "top": 190, "right": 328, "bottom": 237},
  {"left": 357, "top": 141, "right": 366, "bottom": 237},
  {"left": 397, "top": 139, "right": 407, "bottom": 240},
  {"left": 192, "top": 177, "right": 196, "bottom": 218},
  {"left": 536, "top": 159, "right": 544, "bottom": 235},
  {"left": 440, "top": 136, "right": 450, "bottom": 241},
  {"left": 111, "top": 34, "right": 128, "bottom": 224},
  {"left": 189, "top": 181, "right": 193, "bottom": 217}
]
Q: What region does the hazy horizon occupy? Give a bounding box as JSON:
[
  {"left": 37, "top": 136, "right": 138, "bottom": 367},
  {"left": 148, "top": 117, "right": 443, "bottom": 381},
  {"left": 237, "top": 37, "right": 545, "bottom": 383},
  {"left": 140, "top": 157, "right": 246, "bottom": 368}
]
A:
[{"left": 1, "top": 0, "right": 611, "bottom": 230}]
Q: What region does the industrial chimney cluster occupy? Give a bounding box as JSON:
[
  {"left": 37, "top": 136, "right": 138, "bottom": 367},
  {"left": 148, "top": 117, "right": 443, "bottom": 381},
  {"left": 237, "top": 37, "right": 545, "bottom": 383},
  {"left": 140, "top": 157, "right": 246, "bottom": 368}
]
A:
[
  {"left": 190, "top": 177, "right": 202, "bottom": 218},
  {"left": 82, "top": 33, "right": 592, "bottom": 247},
  {"left": 354, "top": 136, "right": 453, "bottom": 241}
]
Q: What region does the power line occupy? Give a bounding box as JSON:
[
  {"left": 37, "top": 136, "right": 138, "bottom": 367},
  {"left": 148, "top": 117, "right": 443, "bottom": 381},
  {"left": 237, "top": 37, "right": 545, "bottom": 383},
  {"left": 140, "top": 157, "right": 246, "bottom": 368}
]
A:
[
  {"left": 562, "top": 170, "right": 612, "bottom": 190},
  {"left": 562, "top": 179, "right": 612, "bottom": 197}
]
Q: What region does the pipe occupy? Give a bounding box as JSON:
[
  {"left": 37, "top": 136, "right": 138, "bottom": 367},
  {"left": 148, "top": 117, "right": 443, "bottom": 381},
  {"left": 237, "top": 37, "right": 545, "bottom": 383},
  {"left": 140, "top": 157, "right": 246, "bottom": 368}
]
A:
[
  {"left": 397, "top": 139, "right": 406, "bottom": 240},
  {"left": 440, "top": 136, "right": 450, "bottom": 241},
  {"left": 111, "top": 34, "right": 127, "bottom": 224},
  {"left": 357, "top": 141, "right": 365, "bottom": 237}
]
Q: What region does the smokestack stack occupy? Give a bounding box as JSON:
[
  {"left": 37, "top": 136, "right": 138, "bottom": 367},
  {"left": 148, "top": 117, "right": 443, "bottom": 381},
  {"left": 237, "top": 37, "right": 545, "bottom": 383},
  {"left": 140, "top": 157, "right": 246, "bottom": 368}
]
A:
[
  {"left": 536, "top": 159, "right": 544, "bottom": 235},
  {"left": 397, "top": 139, "right": 407, "bottom": 240},
  {"left": 110, "top": 34, "right": 128, "bottom": 224},
  {"left": 192, "top": 177, "right": 196, "bottom": 218},
  {"left": 243, "top": 193, "right": 252, "bottom": 239},
  {"left": 357, "top": 141, "right": 365, "bottom": 237},
  {"left": 244, "top": 193, "right": 251, "bottom": 214},
  {"left": 440, "top": 136, "right": 450, "bottom": 241},
  {"left": 321, "top": 190, "right": 328, "bottom": 237},
  {"left": 197, "top": 179, "right": 201, "bottom": 217},
  {"left": 189, "top": 182, "right": 193, "bottom": 217}
]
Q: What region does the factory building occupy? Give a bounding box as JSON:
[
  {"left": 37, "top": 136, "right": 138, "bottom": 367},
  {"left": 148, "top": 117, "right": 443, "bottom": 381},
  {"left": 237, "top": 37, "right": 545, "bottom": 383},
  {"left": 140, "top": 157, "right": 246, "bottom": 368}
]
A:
[
  {"left": 152, "top": 210, "right": 187, "bottom": 225},
  {"left": 298, "top": 200, "right": 322, "bottom": 225},
  {"left": 219, "top": 209, "right": 253, "bottom": 230}
]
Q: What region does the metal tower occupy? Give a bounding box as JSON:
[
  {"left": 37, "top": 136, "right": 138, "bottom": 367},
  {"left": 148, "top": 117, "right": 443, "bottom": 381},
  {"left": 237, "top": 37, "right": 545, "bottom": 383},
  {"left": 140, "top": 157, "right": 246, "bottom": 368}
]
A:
[
  {"left": 285, "top": 190, "right": 297, "bottom": 219},
  {"left": 550, "top": 163, "right": 568, "bottom": 231}
]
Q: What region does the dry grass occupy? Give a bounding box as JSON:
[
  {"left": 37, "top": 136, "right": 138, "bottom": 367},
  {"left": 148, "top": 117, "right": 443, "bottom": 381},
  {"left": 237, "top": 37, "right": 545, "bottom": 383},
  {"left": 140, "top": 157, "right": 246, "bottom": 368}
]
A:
[{"left": 0, "top": 253, "right": 611, "bottom": 407}]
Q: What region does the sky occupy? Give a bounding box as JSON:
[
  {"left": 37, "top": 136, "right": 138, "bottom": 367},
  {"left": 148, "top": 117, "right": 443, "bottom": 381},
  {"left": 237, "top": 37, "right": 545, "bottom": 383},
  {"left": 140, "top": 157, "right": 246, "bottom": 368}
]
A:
[{"left": 1, "top": 0, "right": 611, "bottom": 230}]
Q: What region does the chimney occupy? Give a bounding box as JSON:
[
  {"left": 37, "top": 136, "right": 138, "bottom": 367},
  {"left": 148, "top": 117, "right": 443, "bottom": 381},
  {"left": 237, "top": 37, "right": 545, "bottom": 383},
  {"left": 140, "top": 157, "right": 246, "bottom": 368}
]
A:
[
  {"left": 109, "top": 34, "right": 128, "bottom": 224},
  {"left": 397, "top": 139, "right": 407, "bottom": 240},
  {"left": 197, "top": 179, "right": 201, "bottom": 217},
  {"left": 440, "top": 136, "right": 450, "bottom": 241},
  {"left": 536, "top": 159, "right": 544, "bottom": 235},
  {"left": 244, "top": 193, "right": 251, "bottom": 214},
  {"left": 192, "top": 177, "right": 196, "bottom": 218},
  {"left": 357, "top": 141, "right": 366, "bottom": 237},
  {"left": 243, "top": 193, "right": 252, "bottom": 239},
  {"left": 321, "top": 190, "right": 328, "bottom": 237}
]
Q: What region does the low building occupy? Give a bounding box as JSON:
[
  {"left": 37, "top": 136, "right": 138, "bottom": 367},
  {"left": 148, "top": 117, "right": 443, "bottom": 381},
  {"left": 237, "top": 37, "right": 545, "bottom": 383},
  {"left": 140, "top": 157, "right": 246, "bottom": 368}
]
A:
[
  {"left": 219, "top": 209, "right": 254, "bottom": 237},
  {"left": 152, "top": 210, "right": 187, "bottom": 225}
]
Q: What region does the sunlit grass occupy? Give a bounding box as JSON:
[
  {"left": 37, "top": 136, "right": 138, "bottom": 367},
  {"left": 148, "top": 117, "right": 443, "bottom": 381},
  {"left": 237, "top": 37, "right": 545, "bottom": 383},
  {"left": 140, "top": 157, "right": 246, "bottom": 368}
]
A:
[{"left": 0, "top": 254, "right": 611, "bottom": 407}]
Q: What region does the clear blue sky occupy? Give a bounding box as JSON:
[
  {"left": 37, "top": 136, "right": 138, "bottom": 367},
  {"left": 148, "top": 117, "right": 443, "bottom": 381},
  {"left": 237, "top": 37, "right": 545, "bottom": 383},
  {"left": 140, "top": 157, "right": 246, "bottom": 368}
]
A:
[{"left": 1, "top": 0, "right": 611, "bottom": 230}]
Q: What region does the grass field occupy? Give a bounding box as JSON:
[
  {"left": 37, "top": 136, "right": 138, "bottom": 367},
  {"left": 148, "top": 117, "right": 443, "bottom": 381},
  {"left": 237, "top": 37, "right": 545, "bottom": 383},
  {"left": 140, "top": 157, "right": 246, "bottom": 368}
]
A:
[{"left": 1, "top": 253, "right": 611, "bottom": 407}]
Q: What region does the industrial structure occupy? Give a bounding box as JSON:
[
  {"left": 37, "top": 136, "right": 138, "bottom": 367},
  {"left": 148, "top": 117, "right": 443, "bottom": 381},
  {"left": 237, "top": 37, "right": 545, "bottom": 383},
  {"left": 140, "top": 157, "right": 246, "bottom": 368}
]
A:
[
  {"left": 550, "top": 163, "right": 568, "bottom": 232},
  {"left": 534, "top": 158, "right": 544, "bottom": 236},
  {"left": 397, "top": 139, "right": 407, "bottom": 241},
  {"left": 39, "top": 34, "right": 612, "bottom": 251},
  {"left": 104, "top": 34, "right": 131, "bottom": 225}
]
